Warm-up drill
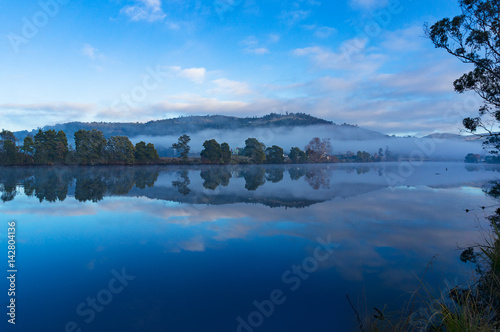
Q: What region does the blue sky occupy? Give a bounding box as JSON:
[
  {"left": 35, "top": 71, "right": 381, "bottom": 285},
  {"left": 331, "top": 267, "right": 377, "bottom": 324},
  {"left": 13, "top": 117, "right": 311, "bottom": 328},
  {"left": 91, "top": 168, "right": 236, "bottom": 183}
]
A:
[{"left": 0, "top": 0, "right": 477, "bottom": 136}]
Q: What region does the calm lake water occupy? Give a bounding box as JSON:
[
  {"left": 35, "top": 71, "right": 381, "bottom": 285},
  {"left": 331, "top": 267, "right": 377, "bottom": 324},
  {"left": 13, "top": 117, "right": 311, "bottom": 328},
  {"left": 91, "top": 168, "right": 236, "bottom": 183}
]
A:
[{"left": 1, "top": 162, "right": 500, "bottom": 331}]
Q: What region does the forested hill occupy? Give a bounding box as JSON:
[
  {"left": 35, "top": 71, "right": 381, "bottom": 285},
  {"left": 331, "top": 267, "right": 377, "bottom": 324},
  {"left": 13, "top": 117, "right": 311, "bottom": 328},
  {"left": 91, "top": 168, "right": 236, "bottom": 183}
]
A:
[{"left": 15, "top": 113, "right": 333, "bottom": 139}]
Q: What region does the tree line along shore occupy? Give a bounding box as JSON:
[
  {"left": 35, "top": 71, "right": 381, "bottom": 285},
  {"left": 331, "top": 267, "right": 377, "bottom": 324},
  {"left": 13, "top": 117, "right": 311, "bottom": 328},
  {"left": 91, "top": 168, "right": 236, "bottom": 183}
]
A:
[{"left": 0, "top": 128, "right": 400, "bottom": 166}]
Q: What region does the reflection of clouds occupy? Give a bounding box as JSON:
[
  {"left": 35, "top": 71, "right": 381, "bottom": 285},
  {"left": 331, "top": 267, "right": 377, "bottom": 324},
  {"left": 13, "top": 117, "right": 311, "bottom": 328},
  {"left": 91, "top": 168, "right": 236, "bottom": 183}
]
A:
[
  {"left": 17, "top": 185, "right": 488, "bottom": 292},
  {"left": 179, "top": 236, "right": 206, "bottom": 252},
  {"left": 86, "top": 259, "right": 96, "bottom": 270},
  {"left": 0, "top": 195, "right": 97, "bottom": 217},
  {"left": 5, "top": 164, "right": 500, "bottom": 293}
]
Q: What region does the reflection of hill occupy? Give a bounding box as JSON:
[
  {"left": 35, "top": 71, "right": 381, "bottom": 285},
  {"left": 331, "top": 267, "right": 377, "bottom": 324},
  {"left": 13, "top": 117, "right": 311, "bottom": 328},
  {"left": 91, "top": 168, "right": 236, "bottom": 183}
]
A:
[
  {"left": 2, "top": 163, "right": 499, "bottom": 208},
  {"left": 0, "top": 165, "right": 387, "bottom": 208},
  {"left": 126, "top": 186, "right": 324, "bottom": 208},
  {"left": 125, "top": 181, "right": 386, "bottom": 208}
]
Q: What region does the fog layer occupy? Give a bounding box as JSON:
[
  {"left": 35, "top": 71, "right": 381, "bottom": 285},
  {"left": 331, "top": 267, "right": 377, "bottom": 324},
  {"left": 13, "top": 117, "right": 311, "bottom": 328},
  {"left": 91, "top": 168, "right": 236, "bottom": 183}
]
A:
[{"left": 130, "top": 125, "right": 483, "bottom": 160}]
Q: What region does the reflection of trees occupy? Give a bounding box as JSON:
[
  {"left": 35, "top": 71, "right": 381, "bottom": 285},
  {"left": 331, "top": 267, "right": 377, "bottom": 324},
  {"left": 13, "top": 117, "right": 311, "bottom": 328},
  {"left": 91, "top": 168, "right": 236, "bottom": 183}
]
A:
[
  {"left": 306, "top": 167, "right": 330, "bottom": 190},
  {"left": 135, "top": 169, "right": 159, "bottom": 189},
  {"left": 172, "top": 170, "right": 191, "bottom": 195},
  {"left": 104, "top": 169, "right": 136, "bottom": 196},
  {"left": 75, "top": 172, "right": 107, "bottom": 203},
  {"left": 288, "top": 166, "right": 307, "bottom": 181},
  {"left": 24, "top": 168, "right": 71, "bottom": 202},
  {"left": 0, "top": 169, "right": 18, "bottom": 202},
  {"left": 466, "top": 165, "right": 481, "bottom": 172},
  {"left": 1, "top": 182, "right": 16, "bottom": 202},
  {"left": 484, "top": 181, "right": 500, "bottom": 200},
  {"left": 200, "top": 168, "right": 231, "bottom": 190},
  {"left": 356, "top": 166, "right": 370, "bottom": 175},
  {"left": 241, "top": 167, "right": 266, "bottom": 191},
  {"left": 0, "top": 166, "right": 161, "bottom": 203},
  {"left": 265, "top": 167, "right": 285, "bottom": 183}
]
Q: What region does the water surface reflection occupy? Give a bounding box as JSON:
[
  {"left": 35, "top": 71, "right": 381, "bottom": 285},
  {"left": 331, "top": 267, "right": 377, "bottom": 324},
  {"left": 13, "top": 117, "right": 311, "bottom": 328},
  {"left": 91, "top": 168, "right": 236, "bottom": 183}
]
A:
[{"left": 1, "top": 163, "right": 499, "bottom": 331}]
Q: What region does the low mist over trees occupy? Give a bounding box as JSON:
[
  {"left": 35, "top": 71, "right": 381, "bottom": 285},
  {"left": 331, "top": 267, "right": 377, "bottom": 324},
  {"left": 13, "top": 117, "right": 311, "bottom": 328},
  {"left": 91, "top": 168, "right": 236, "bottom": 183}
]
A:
[{"left": 0, "top": 125, "right": 412, "bottom": 166}]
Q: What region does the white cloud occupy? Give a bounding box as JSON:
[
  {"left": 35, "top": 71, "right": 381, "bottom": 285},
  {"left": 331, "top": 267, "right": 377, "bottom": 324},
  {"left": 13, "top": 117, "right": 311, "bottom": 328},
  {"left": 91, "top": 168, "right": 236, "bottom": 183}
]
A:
[
  {"left": 240, "top": 36, "right": 270, "bottom": 55},
  {"left": 303, "top": 25, "right": 337, "bottom": 39},
  {"left": 314, "top": 26, "right": 336, "bottom": 39},
  {"left": 121, "top": 0, "right": 166, "bottom": 22},
  {"left": 268, "top": 33, "right": 281, "bottom": 43},
  {"left": 279, "top": 9, "right": 310, "bottom": 25},
  {"left": 293, "top": 38, "right": 382, "bottom": 73},
  {"left": 245, "top": 47, "right": 270, "bottom": 55},
  {"left": 0, "top": 102, "right": 97, "bottom": 131},
  {"left": 81, "top": 43, "right": 106, "bottom": 60},
  {"left": 240, "top": 36, "right": 259, "bottom": 47},
  {"left": 179, "top": 68, "right": 206, "bottom": 84},
  {"left": 169, "top": 66, "right": 206, "bottom": 84},
  {"left": 211, "top": 79, "right": 253, "bottom": 96}
]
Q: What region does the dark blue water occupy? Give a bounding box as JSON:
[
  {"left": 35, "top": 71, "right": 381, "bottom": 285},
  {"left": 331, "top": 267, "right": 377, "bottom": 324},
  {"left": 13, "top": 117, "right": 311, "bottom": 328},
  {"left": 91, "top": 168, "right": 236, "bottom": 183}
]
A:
[{"left": 0, "top": 163, "right": 499, "bottom": 331}]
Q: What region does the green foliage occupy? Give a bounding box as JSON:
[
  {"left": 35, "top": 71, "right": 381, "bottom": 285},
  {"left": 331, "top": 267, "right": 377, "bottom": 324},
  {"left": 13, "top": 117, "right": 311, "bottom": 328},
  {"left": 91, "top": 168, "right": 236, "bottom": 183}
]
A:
[
  {"left": 20, "top": 136, "right": 35, "bottom": 164},
  {"left": 135, "top": 142, "right": 159, "bottom": 163},
  {"left": 172, "top": 134, "right": 191, "bottom": 160},
  {"left": 106, "top": 136, "right": 136, "bottom": 165},
  {"left": 427, "top": 0, "right": 500, "bottom": 153},
  {"left": 33, "top": 130, "right": 48, "bottom": 164},
  {"left": 243, "top": 138, "right": 266, "bottom": 164},
  {"left": 134, "top": 141, "right": 148, "bottom": 162},
  {"left": 1, "top": 140, "right": 18, "bottom": 165},
  {"left": 0, "top": 130, "right": 15, "bottom": 141},
  {"left": 200, "top": 139, "right": 222, "bottom": 163},
  {"left": 265, "top": 145, "right": 285, "bottom": 164},
  {"left": 356, "top": 151, "right": 371, "bottom": 163},
  {"left": 21, "top": 136, "right": 34, "bottom": 155},
  {"left": 465, "top": 153, "right": 481, "bottom": 163},
  {"left": 55, "top": 131, "right": 69, "bottom": 162},
  {"left": 289, "top": 147, "right": 308, "bottom": 163},
  {"left": 1, "top": 128, "right": 160, "bottom": 166},
  {"left": 221, "top": 142, "right": 231, "bottom": 164},
  {"left": 0, "top": 130, "right": 19, "bottom": 165},
  {"left": 74, "top": 129, "right": 107, "bottom": 165},
  {"left": 146, "top": 143, "right": 160, "bottom": 161}
]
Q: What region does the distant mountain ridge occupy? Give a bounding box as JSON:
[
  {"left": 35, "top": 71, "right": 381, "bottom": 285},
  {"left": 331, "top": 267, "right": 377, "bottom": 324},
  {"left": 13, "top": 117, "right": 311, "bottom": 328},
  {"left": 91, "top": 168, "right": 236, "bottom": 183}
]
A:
[
  {"left": 15, "top": 113, "right": 336, "bottom": 139},
  {"left": 423, "top": 133, "right": 481, "bottom": 141}
]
